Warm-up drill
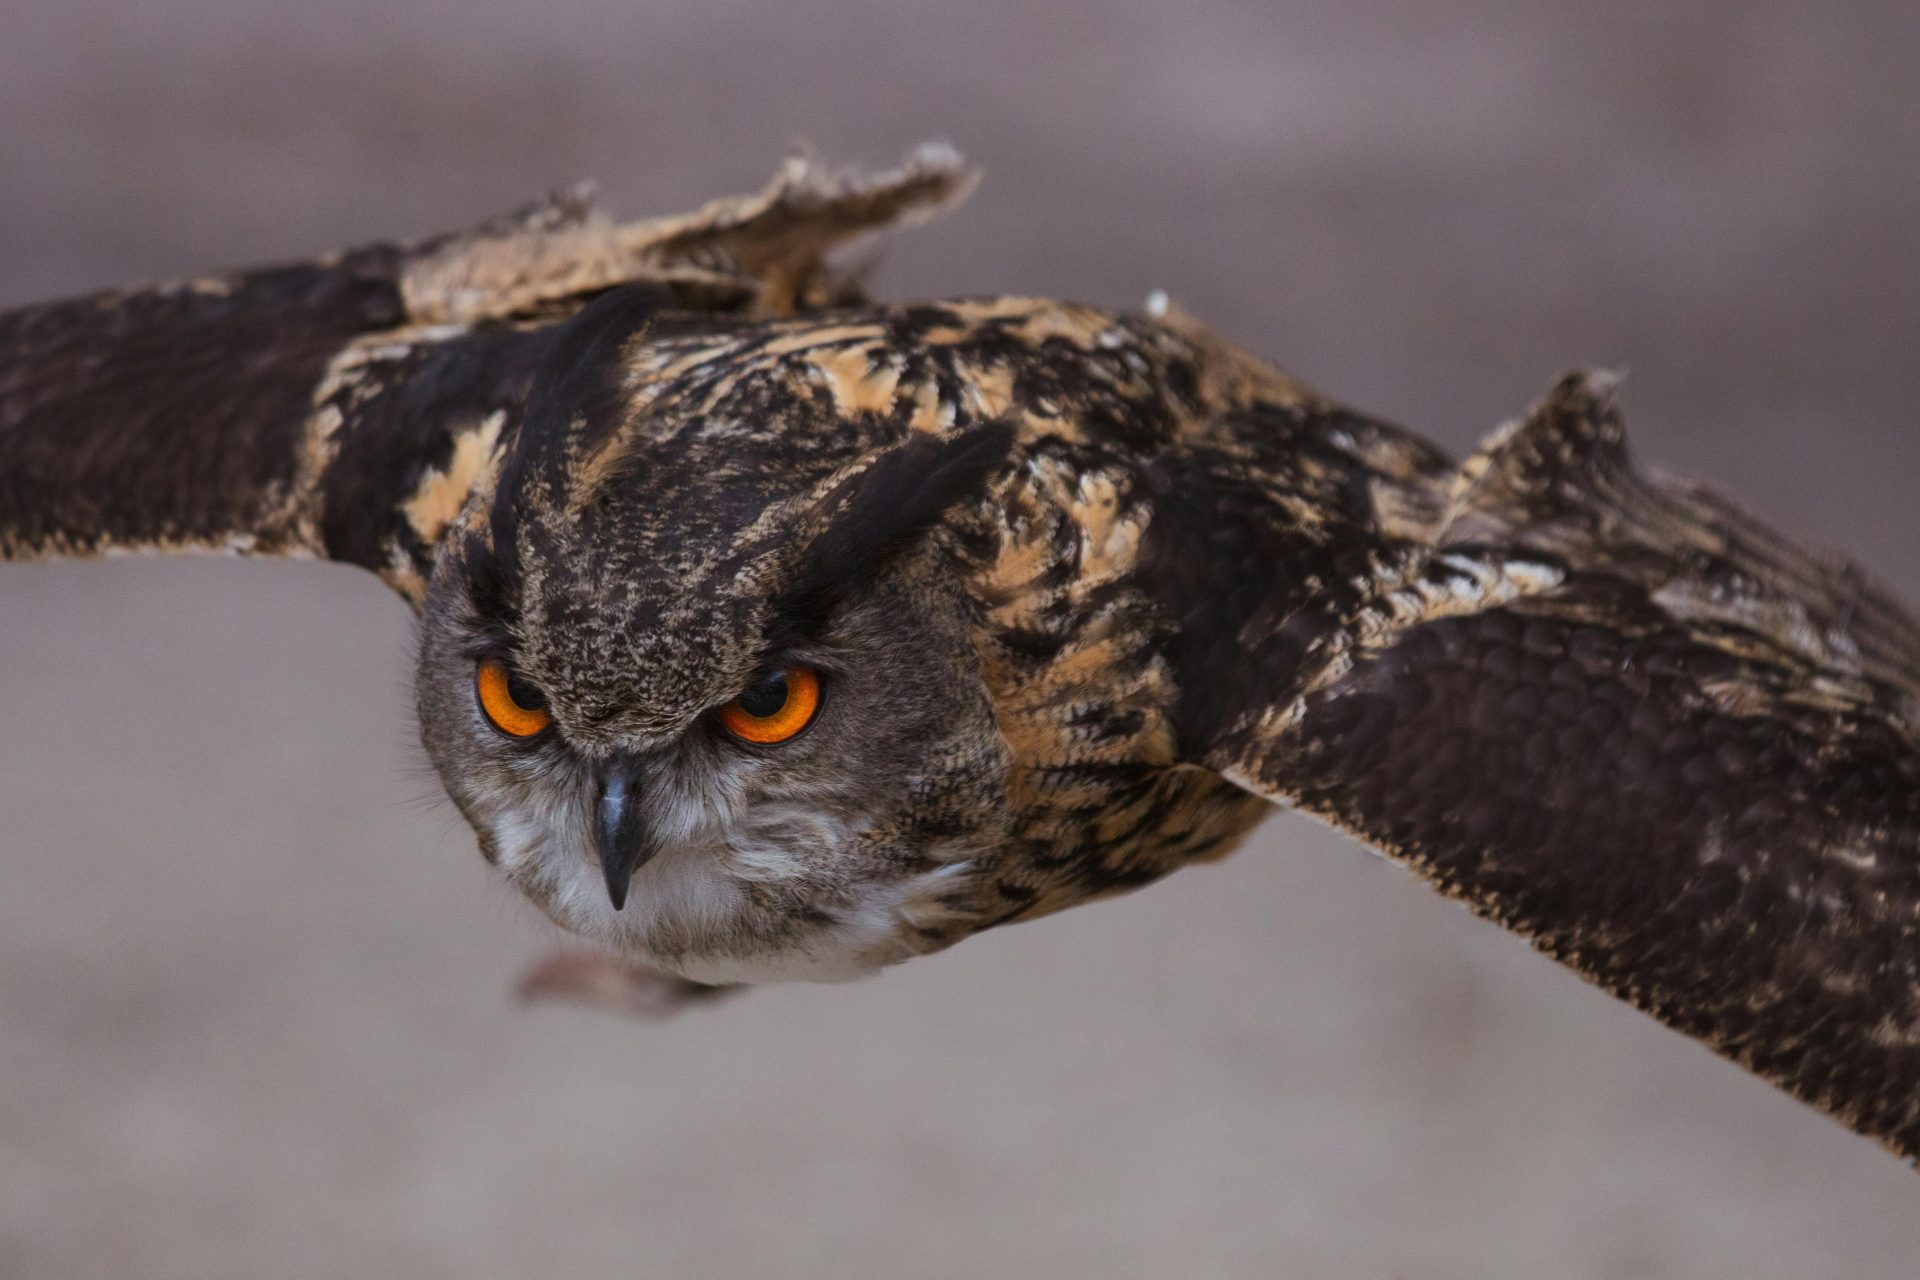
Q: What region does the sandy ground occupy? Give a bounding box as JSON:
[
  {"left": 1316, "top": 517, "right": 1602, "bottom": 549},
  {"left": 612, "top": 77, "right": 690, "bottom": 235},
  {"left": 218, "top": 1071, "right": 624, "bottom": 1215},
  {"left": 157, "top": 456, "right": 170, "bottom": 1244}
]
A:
[{"left": 2, "top": 1, "right": 1918, "bottom": 1275}]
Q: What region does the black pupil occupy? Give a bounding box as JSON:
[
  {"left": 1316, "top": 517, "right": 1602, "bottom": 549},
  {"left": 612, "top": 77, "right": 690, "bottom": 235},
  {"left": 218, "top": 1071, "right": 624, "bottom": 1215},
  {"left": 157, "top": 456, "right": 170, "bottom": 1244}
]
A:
[
  {"left": 505, "top": 671, "right": 548, "bottom": 711},
  {"left": 736, "top": 672, "right": 789, "bottom": 718}
]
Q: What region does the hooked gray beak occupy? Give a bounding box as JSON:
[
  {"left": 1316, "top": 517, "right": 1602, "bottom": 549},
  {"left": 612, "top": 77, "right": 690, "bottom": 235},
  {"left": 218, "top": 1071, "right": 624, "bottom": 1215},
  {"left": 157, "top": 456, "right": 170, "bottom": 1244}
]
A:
[{"left": 595, "top": 757, "right": 659, "bottom": 911}]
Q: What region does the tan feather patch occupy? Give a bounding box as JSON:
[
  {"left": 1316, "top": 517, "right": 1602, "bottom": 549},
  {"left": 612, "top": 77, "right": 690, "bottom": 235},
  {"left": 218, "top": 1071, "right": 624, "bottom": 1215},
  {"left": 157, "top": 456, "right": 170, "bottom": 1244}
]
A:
[{"left": 407, "top": 411, "right": 506, "bottom": 546}]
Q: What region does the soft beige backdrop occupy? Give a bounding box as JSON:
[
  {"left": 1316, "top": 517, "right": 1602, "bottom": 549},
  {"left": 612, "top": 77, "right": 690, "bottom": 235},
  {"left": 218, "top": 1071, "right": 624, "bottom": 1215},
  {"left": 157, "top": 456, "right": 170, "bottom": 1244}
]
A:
[{"left": 3, "top": 2, "right": 1918, "bottom": 1276}]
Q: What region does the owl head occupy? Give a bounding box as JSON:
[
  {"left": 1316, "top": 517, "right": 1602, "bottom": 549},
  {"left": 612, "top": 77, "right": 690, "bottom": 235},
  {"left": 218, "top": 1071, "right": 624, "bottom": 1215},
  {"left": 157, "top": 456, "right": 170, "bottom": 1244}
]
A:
[{"left": 413, "top": 290, "right": 1028, "bottom": 984}]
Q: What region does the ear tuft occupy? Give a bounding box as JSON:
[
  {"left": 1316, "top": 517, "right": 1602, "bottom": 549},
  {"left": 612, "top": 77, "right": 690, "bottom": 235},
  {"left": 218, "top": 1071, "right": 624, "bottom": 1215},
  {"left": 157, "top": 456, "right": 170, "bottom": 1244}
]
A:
[{"left": 769, "top": 423, "right": 1016, "bottom": 640}]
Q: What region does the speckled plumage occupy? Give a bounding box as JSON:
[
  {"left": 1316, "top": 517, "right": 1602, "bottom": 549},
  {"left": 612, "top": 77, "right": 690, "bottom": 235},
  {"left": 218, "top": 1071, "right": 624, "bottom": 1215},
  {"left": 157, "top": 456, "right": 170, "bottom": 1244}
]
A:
[{"left": 3, "top": 149, "right": 1917, "bottom": 1159}]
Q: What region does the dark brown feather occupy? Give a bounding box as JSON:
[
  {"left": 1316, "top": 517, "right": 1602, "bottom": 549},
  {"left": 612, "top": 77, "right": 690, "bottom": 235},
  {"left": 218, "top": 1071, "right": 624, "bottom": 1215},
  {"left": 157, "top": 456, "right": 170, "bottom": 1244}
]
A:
[{"left": 1205, "top": 373, "right": 1920, "bottom": 1158}]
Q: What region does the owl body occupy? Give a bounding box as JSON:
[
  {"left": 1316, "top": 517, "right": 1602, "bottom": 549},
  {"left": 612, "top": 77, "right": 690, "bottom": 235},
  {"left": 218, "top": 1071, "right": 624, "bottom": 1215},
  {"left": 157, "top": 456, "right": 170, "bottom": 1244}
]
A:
[{"left": 415, "top": 293, "right": 1382, "bottom": 983}]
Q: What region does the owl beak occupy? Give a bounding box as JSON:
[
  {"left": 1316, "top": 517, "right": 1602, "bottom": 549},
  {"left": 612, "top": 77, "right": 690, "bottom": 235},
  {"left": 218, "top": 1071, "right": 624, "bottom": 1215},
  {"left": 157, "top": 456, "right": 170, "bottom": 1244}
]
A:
[{"left": 595, "top": 759, "right": 658, "bottom": 911}]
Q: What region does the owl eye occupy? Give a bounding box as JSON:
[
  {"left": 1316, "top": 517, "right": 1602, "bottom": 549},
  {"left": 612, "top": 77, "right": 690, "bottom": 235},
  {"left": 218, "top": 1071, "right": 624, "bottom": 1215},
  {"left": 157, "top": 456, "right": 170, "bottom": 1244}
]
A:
[
  {"left": 716, "top": 666, "right": 823, "bottom": 745},
  {"left": 475, "top": 657, "right": 553, "bottom": 738}
]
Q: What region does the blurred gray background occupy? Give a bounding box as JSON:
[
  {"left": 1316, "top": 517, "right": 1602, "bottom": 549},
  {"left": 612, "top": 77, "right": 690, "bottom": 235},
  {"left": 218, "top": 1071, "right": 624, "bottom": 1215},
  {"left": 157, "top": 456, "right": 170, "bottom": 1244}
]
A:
[{"left": 3, "top": 0, "right": 1918, "bottom": 1275}]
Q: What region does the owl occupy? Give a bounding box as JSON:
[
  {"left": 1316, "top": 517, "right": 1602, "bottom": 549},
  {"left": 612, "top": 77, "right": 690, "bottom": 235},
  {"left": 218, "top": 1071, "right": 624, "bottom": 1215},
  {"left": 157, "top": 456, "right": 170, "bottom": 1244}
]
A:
[{"left": 3, "top": 147, "right": 1918, "bottom": 1160}]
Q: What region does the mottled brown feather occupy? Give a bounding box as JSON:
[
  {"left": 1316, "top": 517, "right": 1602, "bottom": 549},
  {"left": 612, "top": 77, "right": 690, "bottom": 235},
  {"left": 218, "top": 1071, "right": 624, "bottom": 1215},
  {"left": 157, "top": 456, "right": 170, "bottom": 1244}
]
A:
[{"left": 1211, "top": 375, "right": 1920, "bottom": 1158}]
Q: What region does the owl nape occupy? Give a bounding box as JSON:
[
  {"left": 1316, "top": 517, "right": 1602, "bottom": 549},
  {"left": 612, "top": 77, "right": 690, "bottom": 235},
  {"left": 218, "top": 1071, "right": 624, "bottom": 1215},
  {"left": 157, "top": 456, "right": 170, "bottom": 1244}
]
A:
[{"left": 3, "top": 148, "right": 1919, "bottom": 1161}]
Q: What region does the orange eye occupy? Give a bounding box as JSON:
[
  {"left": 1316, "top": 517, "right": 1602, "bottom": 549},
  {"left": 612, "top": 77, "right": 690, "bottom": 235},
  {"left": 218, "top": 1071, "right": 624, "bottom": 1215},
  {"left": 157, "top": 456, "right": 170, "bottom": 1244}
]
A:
[
  {"left": 475, "top": 657, "right": 553, "bottom": 738},
  {"left": 716, "top": 666, "right": 823, "bottom": 745}
]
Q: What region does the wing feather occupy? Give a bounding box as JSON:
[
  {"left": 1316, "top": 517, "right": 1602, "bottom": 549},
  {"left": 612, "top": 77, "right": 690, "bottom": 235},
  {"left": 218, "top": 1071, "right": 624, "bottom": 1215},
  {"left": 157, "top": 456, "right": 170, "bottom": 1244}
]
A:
[
  {"left": 1220, "top": 373, "right": 1920, "bottom": 1157},
  {"left": 0, "top": 147, "right": 974, "bottom": 598}
]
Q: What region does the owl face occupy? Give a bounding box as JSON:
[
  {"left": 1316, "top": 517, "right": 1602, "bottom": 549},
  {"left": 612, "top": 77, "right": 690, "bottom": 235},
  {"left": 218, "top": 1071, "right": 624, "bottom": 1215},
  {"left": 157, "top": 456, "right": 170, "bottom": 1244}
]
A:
[
  {"left": 412, "top": 305, "right": 1022, "bottom": 982},
  {"left": 416, "top": 569, "right": 1004, "bottom": 984}
]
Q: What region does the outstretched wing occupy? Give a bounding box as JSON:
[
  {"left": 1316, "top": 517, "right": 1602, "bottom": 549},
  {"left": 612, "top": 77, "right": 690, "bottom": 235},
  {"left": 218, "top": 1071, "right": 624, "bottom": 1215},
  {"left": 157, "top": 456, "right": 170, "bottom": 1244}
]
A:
[
  {"left": 1216, "top": 373, "right": 1920, "bottom": 1157},
  {"left": 0, "top": 145, "right": 973, "bottom": 599}
]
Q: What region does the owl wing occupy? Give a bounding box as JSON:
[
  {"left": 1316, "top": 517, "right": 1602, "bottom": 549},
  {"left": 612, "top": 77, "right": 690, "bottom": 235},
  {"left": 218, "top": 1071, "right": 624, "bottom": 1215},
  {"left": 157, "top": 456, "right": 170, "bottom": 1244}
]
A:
[
  {"left": 1209, "top": 373, "right": 1920, "bottom": 1157},
  {"left": 0, "top": 146, "right": 972, "bottom": 598}
]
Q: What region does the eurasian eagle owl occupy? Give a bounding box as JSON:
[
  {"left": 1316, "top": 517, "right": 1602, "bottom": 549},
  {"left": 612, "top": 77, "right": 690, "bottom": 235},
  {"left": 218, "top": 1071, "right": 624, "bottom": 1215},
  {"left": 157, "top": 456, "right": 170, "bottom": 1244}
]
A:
[{"left": 3, "top": 149, "right": 1917, "bottom": 1160}]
